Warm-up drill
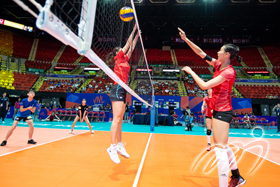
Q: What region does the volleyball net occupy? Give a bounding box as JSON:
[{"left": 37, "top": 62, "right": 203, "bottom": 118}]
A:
[
  {"left": 13, "top": 0, "right": 156, "bottom": 129},
  {"left": 13, "top": 0, "right": 154, "bottom": 106}
]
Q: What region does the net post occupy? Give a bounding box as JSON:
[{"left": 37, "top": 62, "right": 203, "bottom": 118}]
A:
[
  {"left": 150, "top": 95, "right": 155, "bottom": 131},
  {"left": 78, "top": 0, "right": 98, "bottom": 55}
]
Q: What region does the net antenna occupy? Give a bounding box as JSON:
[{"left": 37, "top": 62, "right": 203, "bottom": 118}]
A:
[
  {"left": 130, "top": 0, "right": 155, "bottom": 131},
  {"left": 13, "top": 0, "right": 152, "bottom": 107}
]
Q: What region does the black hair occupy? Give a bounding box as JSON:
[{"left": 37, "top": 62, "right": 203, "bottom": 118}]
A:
[
  {"left": 113, "top": 47, "right": 121, "bottom": 56},
  {"left": 223, "top": 44, "right": 242, "bottom": 63},
  {"left": 106, "top": 47, "right": 121, "bottom": 64}
]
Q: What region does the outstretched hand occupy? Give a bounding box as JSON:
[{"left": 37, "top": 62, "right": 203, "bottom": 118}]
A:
[
  {"left": 178, "top": 27, "right": 187, "bottom": 40},
  {"left": 137, "top": 30, "right": 142, "bottom": 37},
  {"left": 182, "top": 66, "right": 193, "bottom": 74}
]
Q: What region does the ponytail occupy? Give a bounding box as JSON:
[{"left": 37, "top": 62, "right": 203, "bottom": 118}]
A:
[
  {"left": 106, "top": 47, "right": 121, "bottom": 64},
  {"left": 106, "top": 52, "right": 114, "bottom": 64},
  {"left": 223, "top": 44, "right": 242, "bottom": 63},
  {"left": 235, "top": 55, "right": 242, "bottom": 63}
]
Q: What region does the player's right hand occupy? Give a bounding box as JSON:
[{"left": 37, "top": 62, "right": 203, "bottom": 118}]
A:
[{"left": 178, "top": 27, "right": 187, "bottom": 40}]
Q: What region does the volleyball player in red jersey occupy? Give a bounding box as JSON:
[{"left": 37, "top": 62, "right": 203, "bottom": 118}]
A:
[
  {"left": 106, "top": 25, "right": 140, "bottom": 164},
  {"left": 201, "top": 88, "right": 213, "bottom": 151},
  {"left": 178, "top": 28, "right": 246, "bottom": 187}
]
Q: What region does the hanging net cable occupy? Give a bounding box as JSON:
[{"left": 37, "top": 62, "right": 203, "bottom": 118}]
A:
[{"left": 12, "top": 0, "right": 154, "bottom": 107}]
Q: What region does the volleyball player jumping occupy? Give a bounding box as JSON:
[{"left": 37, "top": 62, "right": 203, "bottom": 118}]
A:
[
  {"left": 106, "top": 25, "right": 140, "bottom": 164},
  {"left": 201, "top": 88, "right": 213, "bottom": 151},
  {"left": 69, "top": 99, "right": 94, "bottom": 134},
  {"left": 179, "top": 28, "right": 246, "bottom": 187}
]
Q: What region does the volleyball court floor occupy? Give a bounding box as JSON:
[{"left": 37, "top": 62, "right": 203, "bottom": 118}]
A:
[{"left": 0, "top": 119, "right": 280, "bottom": 187}]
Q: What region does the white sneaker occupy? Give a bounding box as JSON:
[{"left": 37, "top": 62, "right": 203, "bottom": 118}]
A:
[
  {"left": 2, "top": 121, "right": 5, "bottom": 124},
  {"left": 107, "top": 146, "right": 120, "bottom": 164},
  {"left": 91, "top": 130, "right": 95, "bottom": 134},
  {"left": 69, "top": 130, "right": 73, "bottom": 134},
  {"left": 117, "top": 143, "right": 130, "bottom": 158}
]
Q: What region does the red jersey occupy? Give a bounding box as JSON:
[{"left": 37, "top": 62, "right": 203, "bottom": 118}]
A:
[
  {"left": 172, "top": 114, "right": 178, "bottom": 121},
  {"left": 203, "top": 96, "right": 212, "bottom": 117},
  {"left": 113, "top": 50, "right": 130, "bottom": 85},
  {"left": 211, "top": 60, "right": 236, "bottom": 111}
]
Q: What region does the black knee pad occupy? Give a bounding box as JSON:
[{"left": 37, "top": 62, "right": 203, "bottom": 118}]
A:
[{"left": 207, "top": 129, "right": 212, "bottom": 136}]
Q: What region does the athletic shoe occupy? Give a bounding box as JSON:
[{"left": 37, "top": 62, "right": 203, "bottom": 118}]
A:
[
  {"left": 228, "top": 175, "right": 246, "bottom": 187},
  {"left": 69, "top": 130, "right": 73, "bottom": 134},
  {"left": 91, "top": 130, "right": 95, "bottom": 134},
  {"left": 117, "top": 143, "right": 130, "bottom": 158},
  {"left": 1, "top": 140, "right": 7, "bottom": 146},
  {"left": 27, "top": 139, "right": 37, "bottom": 144},
  {"left": 107, "top": 146, "right": 120, "bottom": 164},
  {"left": 207, "top": 143, "right": 211, "bottom": 151},
  {"left": 2, "top": 121, "right": 5, "bottom": 124}
]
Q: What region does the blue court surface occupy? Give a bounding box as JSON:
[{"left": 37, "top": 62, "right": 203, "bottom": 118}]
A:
[{"left": 1, "top": 118, "right": 279, "bottom": 139}]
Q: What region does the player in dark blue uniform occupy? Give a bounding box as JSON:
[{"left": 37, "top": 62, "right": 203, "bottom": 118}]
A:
[{"left": 1, "top": 90, "right": 37, "bottom": 146}]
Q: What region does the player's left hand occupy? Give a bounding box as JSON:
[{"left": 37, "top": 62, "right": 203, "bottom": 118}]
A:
[{"left": 182, "top": 66, "right": 193, "bottom": 74}]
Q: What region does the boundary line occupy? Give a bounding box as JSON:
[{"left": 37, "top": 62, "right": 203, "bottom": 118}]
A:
[
  {"left": 0, "top": 131, "right": 88, "bottom": 157},
  {"left": 229, "top": 141, "right": 280, "bottom": 166},
  {"left": 132, "top": 133, "right": 153, "bottom": 187}
]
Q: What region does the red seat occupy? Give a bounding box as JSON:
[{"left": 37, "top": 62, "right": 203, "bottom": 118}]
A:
[{"left": 99, "top": 111, "right": 106, "bottom": 122}]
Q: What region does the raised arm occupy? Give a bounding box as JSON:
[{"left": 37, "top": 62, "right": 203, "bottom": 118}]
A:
[
  {"left": 182, "top": 66, "right": 226, "bottom": 90},
  {"left": 122, "top": 24, "right": 137, "bottom": 54},
  {"left": 178, "top": 28, "right": 216, "bottom": 66},
  {"left": 126, "top": 31, "right": 140, "bottom": 59}
]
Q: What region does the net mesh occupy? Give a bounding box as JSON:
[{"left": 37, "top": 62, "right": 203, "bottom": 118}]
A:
[
  {"left": 52, "top": 0, "right": 88, "bottom": 40},
  {"left": 90, "top": 0, "right": 153, "bottom": 107},
  {"left": 14, "top": 0, "right": 154, "bottom": 107}
]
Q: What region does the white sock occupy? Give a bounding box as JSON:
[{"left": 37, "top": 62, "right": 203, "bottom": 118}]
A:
[
  {"left": 226, "top": 145, "right": 238, "bottom": 170},
  {"left": 117, "top": 142, "right": 123, "bottom": 146},
  {"left": 215, "top": 147, "right": 229, "bottom": 187},
  {"left": 207, "top": 135, "right": 211, "bottom": 144}
]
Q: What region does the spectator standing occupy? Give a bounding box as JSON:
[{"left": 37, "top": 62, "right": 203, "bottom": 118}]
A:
[
  {"left": 242, "top": 113, "right": 251, "bottom": 129},
  {"left": 13, "top": 98, "right": 21, "bottom": 120},
  {"left": 124, "top": 102, "right": 130, "bottom": 123},
  {"left": 34, "top": 100, "right": 42, "bottom": 122},
  {"left": 273, "top": 104, "right": 280, "bottom": 133},
  {"left": 49, "top": 101, "right": 54, "bottom": 109},
  {"left": 57, "top": 102, "right": 62, "bottom": 108},
  {"left": 0, "top": 93, "right": 9, "bottom": 123}
]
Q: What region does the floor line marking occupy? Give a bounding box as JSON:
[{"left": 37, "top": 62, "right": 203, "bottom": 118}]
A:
[
  {"left": 229, "top": 142, "right": 280, "bottom": 167},
  {"left": 132, "top": 133, "right": 153, "bottom": 187},
  {"left": 0, "top": 131, "right": 88, "bottom": 157}
]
